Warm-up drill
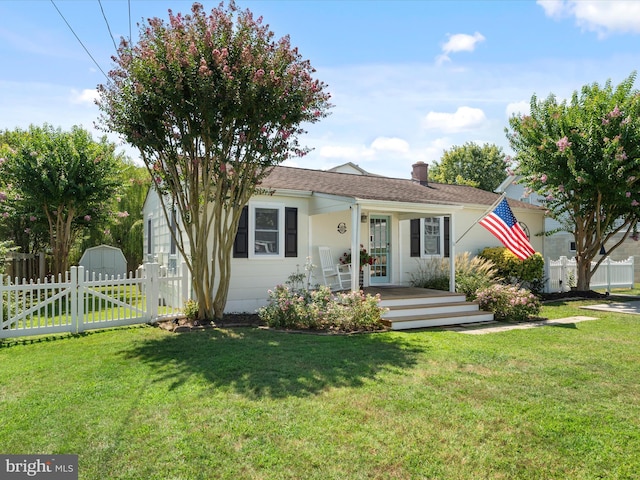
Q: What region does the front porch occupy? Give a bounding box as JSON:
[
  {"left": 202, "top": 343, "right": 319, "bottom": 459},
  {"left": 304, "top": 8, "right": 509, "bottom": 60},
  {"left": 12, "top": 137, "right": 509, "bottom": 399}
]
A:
[{"left": 364, "top": 286, "right": 494, "bottom": 330}]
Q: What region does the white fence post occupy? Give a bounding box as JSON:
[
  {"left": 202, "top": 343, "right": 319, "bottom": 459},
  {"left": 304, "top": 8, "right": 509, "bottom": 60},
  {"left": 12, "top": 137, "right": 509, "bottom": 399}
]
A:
[
  {"left": 560, "top": 256, "right": 568, "bottom": 292},
  {"left": 70, "top": 267, "right": 78, "bottom": 333},
  {"left": 181, "top": 262, "right": 189, "bottom": 306},
  {"left": 145, "top": 262, "right": 159, "bottom": 321}
]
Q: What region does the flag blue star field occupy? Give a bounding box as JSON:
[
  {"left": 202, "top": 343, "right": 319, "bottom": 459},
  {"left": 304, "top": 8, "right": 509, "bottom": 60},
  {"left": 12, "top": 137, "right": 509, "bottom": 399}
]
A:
[{"left": 479, "top": 198, "right": 536, "bottom": 260}]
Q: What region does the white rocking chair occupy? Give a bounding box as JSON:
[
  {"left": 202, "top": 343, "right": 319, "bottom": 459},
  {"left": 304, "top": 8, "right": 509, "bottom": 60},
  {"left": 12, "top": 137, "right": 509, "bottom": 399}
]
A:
[{"left": 318, "top": 246, "right": 352, "bottom": 290}]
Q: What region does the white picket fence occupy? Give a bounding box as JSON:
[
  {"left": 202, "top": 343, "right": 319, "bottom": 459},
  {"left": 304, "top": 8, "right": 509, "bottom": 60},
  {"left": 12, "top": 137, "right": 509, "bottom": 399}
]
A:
[
  {"left": 0, "top": 262, "right": 189, "bottom": 339},
  {"left": 546, "top": 256, "right": 635, "bottom": 293}
]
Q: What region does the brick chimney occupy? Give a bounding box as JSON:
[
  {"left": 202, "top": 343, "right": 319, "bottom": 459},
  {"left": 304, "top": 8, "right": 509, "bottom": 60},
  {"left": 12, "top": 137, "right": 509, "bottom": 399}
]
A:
[{"left": 412, "top": 161, "right": 428, "bottom": 186}]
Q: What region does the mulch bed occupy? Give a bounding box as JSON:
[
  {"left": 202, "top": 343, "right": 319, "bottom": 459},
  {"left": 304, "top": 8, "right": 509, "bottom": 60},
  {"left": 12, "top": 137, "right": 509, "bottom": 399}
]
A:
[
  {"left": 156, "top": 313, "right": 264, "bottom": 333},
  {"left": 540, "top": 290, "right": 611, "bottom": 302}
]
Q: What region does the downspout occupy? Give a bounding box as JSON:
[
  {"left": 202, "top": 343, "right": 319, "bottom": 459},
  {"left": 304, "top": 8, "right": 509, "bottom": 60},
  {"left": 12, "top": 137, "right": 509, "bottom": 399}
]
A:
[
  {"left": 351, "top": 204, "right": 361, "bottom": 291},
  {"left": 449, "top": 213, "right": 456, "bottom": 293}
]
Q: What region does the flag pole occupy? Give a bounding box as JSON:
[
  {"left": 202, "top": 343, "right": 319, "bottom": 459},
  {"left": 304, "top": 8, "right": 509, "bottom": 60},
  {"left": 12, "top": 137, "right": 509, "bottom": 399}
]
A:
[{"left": 455, "top": 193, "right": 506, "bottom": 244}]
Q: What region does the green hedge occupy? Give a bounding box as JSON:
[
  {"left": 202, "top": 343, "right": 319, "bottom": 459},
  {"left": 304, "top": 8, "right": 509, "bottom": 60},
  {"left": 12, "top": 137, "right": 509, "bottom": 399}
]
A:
[{"left": 478, "top": 247, "right": 544, "bottom": 292}]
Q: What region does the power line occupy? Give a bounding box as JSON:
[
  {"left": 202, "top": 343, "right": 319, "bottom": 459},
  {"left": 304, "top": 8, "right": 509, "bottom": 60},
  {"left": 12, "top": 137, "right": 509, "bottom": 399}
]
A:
[
  {"left": 50, "top": 0, "right": 108, "bottom": 80},
  {"left": 98, "top": 0, "right": 118, "bottom": 53}
]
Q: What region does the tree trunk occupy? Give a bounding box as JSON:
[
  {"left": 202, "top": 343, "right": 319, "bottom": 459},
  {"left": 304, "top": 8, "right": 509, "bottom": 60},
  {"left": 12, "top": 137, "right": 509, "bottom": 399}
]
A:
[{"left": 575, "top": 255, "right": 592, "bottom": 291}]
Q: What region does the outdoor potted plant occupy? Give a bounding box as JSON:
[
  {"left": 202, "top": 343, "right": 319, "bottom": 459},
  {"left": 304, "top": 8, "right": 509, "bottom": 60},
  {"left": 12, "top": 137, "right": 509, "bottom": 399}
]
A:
[{"left": 340, "top": 245, "right": 374, "bottom": 288}]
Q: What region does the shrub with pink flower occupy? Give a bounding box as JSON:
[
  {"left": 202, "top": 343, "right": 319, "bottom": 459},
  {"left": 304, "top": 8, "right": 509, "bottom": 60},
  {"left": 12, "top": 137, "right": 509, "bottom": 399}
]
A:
[
  {"left": 476, "top": 284, "right": 541, "bottom": 322},
  {"left": 556, "top": 136, "right": 571, "bottom": 152},
  {"left": 258, "top": 267, "right": 386, "bottom": 331}
]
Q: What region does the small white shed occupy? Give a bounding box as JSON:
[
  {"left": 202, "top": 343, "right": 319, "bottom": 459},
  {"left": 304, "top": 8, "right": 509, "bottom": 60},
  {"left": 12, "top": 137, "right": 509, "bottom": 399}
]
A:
[{"left": 79, "top": 245, "right": 127, "bottom": 278}]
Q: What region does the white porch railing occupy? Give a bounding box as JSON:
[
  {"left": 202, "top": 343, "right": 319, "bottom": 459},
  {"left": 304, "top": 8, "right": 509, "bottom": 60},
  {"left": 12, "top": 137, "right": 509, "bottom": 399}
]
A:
[
  {"left": 0, "top": 262, "right": 188, "bottom": 339},
  {"left": 545, "top": 256, "right": 635, "bottom": 293}
]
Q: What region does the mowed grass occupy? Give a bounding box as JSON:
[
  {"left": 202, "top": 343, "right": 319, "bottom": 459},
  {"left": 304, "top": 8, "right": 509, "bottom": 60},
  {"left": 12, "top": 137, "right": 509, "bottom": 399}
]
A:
[{"left": 0, "top": 299, "right": 639, "bottom": 479}]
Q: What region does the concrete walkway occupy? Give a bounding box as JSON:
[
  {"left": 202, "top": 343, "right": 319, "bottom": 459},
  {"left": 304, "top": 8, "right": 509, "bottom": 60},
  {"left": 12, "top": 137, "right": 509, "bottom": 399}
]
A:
[
  {"left": 446, "top": 316, "right": 599, "bottom": 335},
  {"left": 446, "top": 299, "right": 640, "bottom": 334},
  {"left": 581, "top": 300, "right": 640, "bottom": 315}
]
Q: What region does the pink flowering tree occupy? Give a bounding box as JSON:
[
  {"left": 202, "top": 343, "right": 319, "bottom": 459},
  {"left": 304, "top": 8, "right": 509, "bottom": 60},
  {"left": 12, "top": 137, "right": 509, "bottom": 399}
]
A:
[
  {"left": 507, "top": 73, "right": 640, "bottom": 290},
  {"left": 0, "top": 125, "right": 122, "bottom": 275},
  {"left": 97, "top": 2, "right": 331, "bottom": 321}
]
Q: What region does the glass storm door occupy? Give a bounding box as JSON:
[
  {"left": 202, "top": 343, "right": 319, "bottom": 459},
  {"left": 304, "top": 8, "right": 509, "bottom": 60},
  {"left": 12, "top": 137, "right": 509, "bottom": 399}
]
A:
[{"left": 369, "top": 216, "right": 390, "bottom": 284}]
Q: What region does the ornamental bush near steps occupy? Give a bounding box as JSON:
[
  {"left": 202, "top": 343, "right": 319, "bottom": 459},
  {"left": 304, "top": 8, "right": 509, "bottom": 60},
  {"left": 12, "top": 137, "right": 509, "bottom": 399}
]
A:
[
  {"left": 258, "top": 284, "right": 387, "bottom": 332},
  {"left": 475, "top": 284, "right": 541, "bottom": 322}
]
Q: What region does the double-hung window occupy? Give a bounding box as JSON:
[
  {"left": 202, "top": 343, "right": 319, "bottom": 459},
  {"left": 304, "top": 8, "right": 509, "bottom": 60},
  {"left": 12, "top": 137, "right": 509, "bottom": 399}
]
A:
[
  {"left": 422, "top": 216, "right": 443, "bottom": 256},
  {"left": 252, "top": 205, "right": 282, "bottom": 256},
  {"left": 233, "top": 203, "right": 298, "bottom": 259},
  {"left": 410, "top": 216, "right": 450, "bottom": 258}
]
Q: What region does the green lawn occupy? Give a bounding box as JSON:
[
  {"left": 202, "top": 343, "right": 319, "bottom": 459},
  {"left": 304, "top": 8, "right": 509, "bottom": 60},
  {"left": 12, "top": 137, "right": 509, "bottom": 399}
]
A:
[{"left": 1, "top": 299, "right": 639, "bottom": 479}]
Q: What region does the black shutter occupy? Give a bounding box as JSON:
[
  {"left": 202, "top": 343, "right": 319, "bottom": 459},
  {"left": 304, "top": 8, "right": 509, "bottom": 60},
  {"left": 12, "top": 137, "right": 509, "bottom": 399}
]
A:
[
  {"left": 284, "top": 207, "right": 298, "bottom": 258},
  {"left": 233, "top": 206, "right": 249, "bottom": 258},
  {"left": 444, "top": 216, "right": 450, "bottom": 258},
  {"left": 410, "top": 218, "right": 421, "bottom": 257}
]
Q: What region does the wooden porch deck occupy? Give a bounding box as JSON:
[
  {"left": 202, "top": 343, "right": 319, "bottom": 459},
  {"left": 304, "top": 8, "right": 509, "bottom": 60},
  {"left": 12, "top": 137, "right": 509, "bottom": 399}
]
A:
[{"left": 363, "top": 286, "right": 460, "bottom": 300}]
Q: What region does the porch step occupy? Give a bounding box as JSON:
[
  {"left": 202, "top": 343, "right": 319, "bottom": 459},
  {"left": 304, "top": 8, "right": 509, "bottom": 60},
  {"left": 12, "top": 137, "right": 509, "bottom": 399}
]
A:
[
  {"left": 381, "top": 311, "right": 495, "bottom": 330},
  {"left": 382, "top": 301, "right": 480, "bottom": 318},
  {"left": 377, "top": 290, "right": 494, "bottom": 330}
]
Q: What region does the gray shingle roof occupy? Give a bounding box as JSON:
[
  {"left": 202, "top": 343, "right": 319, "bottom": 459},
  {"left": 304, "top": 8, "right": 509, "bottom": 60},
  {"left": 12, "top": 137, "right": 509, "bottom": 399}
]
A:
[{"left": 262, "top": 166, "right": 540, "bottom": 210}]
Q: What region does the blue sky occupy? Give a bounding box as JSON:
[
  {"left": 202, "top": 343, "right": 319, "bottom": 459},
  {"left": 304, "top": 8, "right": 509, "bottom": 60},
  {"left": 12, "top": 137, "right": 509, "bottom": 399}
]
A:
[{"left": 1, "top": 0, "right": 640, "bottom": 179}]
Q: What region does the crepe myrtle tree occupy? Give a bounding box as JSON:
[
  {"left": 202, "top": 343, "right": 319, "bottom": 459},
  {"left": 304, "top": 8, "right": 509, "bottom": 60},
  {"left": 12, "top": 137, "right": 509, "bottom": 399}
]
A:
[
  {"left": 97, "top": 2, "right": 331, "bottom": 321},
  {"left": 507, "top": 72, "right": 640, "bottom": 291},
  {"left": 0, "top": 125, "right": 122, "bottom": 275}
]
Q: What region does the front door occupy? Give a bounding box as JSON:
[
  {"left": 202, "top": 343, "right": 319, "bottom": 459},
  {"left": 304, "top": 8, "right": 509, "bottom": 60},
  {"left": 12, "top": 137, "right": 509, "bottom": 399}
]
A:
[{"left": 369, "top": 215, "right": 390, "bottom": 284}]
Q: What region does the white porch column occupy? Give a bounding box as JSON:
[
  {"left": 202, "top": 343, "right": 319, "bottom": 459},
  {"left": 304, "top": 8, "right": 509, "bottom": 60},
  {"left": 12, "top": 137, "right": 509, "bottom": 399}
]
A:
[
  {"left": 351, "top": 204, "right": 361, "bottom": 291},
  {"left": 449, "top": 214, "right": 456, "bottom": 293}
]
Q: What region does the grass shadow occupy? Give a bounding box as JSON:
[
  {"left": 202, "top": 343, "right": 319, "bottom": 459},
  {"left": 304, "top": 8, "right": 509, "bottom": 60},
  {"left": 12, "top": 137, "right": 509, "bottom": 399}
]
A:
[{"left": 121, "top": 327, "right": 425, "bottom": 399}]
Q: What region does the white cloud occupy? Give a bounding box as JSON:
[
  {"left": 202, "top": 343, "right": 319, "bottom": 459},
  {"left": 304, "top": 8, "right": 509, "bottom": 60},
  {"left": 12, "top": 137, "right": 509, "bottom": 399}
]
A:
[
  {"left": 370, "top": 137, "right": 410, "bottom": 154},
  {"left": 422, "top": 106, "right": 487, "bottom": 133},
  {"left": 505, "top": 101, "right": 530, "bottom": 118},
  {"left": 436, "top": 32, "right": 485, "bottom": 65},
  {"left": 70, "top": 88, "right": 99, "bottom": 105},
  {"left": 538, "top": 0, "right": 640, "bottom": 36}
]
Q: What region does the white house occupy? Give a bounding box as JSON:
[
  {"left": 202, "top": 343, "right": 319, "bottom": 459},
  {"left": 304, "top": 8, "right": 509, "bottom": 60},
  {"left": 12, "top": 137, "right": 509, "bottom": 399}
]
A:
[
  {"left": 496, "top": 174, "right": 639, "bottom": 279},
  {"left": 143, "top": 162, "right": 545, "bottom": 313}
]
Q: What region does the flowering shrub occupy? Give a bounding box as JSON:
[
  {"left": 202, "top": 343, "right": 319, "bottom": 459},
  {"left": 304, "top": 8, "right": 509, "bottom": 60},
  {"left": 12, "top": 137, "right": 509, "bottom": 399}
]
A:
[
  {"left": 475, "top": 284, "right": 541, "bottom": 322},
  {"left": 258, "top": 284, "right": 386, "bottom": 331}
]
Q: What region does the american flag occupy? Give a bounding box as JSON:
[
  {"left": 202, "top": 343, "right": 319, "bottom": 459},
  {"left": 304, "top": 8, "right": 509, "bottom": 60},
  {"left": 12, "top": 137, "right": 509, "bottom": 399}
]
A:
[{"left": 479, "top": 198, "right": 536, "bottom": 260}]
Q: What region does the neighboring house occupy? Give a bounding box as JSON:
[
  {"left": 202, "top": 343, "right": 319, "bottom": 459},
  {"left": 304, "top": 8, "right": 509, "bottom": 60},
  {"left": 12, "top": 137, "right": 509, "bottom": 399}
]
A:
[
  {"left": 496, "top": 174, "right": 639, "bottom": 279},
  {"left": 143, "top": 162, "right": 545, "bottom": 313}
]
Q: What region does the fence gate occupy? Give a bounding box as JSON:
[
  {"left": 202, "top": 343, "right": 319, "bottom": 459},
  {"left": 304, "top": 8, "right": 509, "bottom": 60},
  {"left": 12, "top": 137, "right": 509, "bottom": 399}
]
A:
[
  {"left": 546, "top": 256, "right": 635, "bottom": 293},
  {"left": 1, "top": 263, "right": 187, "bottom": 339}
]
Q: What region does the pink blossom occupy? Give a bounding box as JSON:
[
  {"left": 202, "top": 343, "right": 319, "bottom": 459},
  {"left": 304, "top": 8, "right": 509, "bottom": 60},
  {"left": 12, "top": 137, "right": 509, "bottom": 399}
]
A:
[
  {"left": 609, "top": 105, "right": 622, "bottom": 118},
  {"left": 540, "top": 174, "right": 547, "bottom": 183},
  {"left": 558, "top": 185, "right": 565, "bottom": 192},
  {"left": 576, "top": 176, "right": 584, "bottom": 183},
  {"left": 602, "top": 118, "right": 610, "bottom": 125},
  {"left": 1, "top": 212, "right": 8, "bottom": 219},
  {"left": 622, "top": 116, "right": 631, "bottom": 125},
  {"left": 556, "top": 136, "right": 571, "bottom": 152},
  {"left": 84, "top": 215, "right": 91, "bottom": 222},
  {"left": 117, "top": 211, "right": 129, "bottom": 218},
  {"left": 0, "top": 191, "right": 6, "bottom": 202},
  {"left": 632, "top": 200, "right": 640, "bottom": 207},
  {"left": 24, "top": 228, "right": 31, "bottom": 234},
  {"left": 626, "top": 192, "right": 632, "bottom": 198},
  {"left": 29, "top": 216, "right": 36, "bottom": 221}
]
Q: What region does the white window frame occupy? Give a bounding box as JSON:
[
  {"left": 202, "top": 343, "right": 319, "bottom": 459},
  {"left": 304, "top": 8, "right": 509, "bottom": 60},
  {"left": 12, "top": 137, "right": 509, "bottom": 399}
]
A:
[
  {"left": 421, "top": 216, "right": 444, "bottom": 258},
  {"left": 249, "top": 202, "right": 285, "bottom": 259}
]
